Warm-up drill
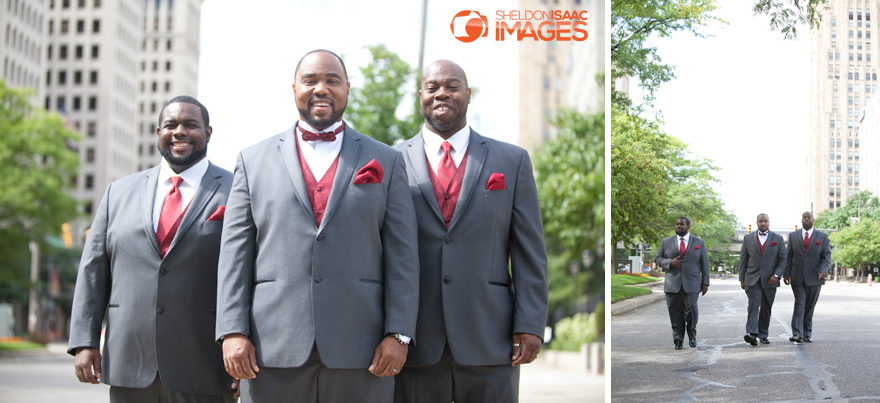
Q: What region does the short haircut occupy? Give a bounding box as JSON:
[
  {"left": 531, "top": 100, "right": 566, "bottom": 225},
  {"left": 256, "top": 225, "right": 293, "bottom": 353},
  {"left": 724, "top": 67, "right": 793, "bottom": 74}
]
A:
[
  {"left": 158, "top": 95, "right": 210, "bottom": 127},
  {"left": 757, "top": 213, "right": 769, "bottom": 220},
  {"left": 677, "top": 217, "right": 691, "bottom": 226},
  {"left": 294, "top": 49, "right": 348, "bottom": 81}
]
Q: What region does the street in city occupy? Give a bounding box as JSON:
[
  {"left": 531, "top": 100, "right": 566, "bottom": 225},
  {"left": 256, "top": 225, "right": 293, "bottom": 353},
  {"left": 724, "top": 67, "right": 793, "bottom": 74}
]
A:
[
  {"left": 0, "top": 345, "right": 603, "bottom": 402},
  {"left": 611, "top": 276, "right": 880, "bottom": 402}
]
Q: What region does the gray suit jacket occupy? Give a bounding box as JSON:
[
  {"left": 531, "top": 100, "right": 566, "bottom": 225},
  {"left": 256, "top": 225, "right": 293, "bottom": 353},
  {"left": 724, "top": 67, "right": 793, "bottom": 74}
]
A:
[
  {"left": 394, "top": 130, "right": 549, "bottom": 367},
  {"left": 738, "top": 231, "right": 787, "bottom": 287},
  {"left": 655, "top": 234, "right": 710, "bottom": 294},
  {"left": 784, "top": 229, "right": 832, "bottom": 286},
  {"left": 68, "top": 163, "right": 234, "bottom": 393},
  {"left": 215, "top": 124, "right": 419, "bottom": 369}
]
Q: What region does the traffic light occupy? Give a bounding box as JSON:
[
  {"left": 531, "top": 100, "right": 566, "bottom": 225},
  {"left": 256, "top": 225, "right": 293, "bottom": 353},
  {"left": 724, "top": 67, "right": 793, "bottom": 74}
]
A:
[
  {"left": 795, "top": 225, "right": 799, "bottom": 231},
  {"left": 61, "top": 223, "right": 71, "bottom": 249},
  {"left": 748, "top": 224, "right": 751, "bottom": 233}
]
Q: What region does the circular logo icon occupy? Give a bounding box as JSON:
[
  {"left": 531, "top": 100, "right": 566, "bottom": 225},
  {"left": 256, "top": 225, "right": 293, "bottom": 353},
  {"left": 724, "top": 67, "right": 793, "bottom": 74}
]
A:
[{"left": 450, "top": 10, "right": 489, "bottom": 43}]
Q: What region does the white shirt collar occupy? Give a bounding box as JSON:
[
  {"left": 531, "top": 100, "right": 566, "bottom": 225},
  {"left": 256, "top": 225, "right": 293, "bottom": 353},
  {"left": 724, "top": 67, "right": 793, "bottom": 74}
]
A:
[
  {"left": 158, "top": 156, "right": 209, "bottom": 188},
  {"left": 423, "top": 124, "right": 470, "bottom": 156},
  {"left": 804, "top": 228, "right": 814, "bottom": 238},
  {"left": 678, "top": 233, "right": 690, "bottom": 243}
]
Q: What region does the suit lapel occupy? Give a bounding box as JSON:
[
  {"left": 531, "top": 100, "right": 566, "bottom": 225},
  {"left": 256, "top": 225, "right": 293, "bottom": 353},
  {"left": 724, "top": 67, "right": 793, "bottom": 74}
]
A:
[
  {"left": 320, "top": 125, "right": 361, "bottom": 233},
  {"left": 167, "top": 163, "right": 222, "bottom": 254},
  {"left": 405, "top": 132, "right": 445, "bottom": 225},
  {"left": 448, "top": 130, "right": 488, "bottom": 232},
  {"left": 141, "top": 166, "right": 162, "bottom": 257},
  {"left": 277, "top": 125, "right": 316, "bottom": 224}
]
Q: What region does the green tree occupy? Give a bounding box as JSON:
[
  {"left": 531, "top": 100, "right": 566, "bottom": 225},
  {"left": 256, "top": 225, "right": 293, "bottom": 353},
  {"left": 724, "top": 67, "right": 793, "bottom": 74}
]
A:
[
  {"left": 752, "top": 0, "right": 822, "bottom": 40},
  {"left": 830, "top": 219, "right": 880, "bottom": 278},
  {"left": 815, "top": 190, "right": 880, "bottom": 230},
  {"left": 534, "top": 109, "right": 605, "bottom": 316},
  {"left": 611, "top": 0, "right": 724, "bottom": 107},
  {"left": 347, "top": 44, "right": 421, "bottom": 145},
  {"left": 0, "top": 80, "right": 80, "bottom": 302}
]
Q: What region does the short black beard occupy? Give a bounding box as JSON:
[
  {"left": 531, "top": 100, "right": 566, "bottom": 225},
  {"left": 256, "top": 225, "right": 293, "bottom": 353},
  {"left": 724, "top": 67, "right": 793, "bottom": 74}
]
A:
[
  {"left": 675, "top": 229, "right": 688, "bottom": 237},
  {"left": 424, "top": 109, "right": 466, "bottom": 134},
  {"left": 159, "top": 145, "right": 207, "bottom": 171},
  {"left": 298, "top": 101, "right": 346, "bottom": 130}
]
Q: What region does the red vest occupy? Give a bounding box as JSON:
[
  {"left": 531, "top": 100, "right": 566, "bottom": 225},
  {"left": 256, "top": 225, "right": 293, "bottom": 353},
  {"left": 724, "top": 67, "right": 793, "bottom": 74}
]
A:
[
  {"left": 427, "top": 149, "right": 468, "bottom": 227},
  {"left": 296, "top": 139, "right": 340, "bottom": 227}
]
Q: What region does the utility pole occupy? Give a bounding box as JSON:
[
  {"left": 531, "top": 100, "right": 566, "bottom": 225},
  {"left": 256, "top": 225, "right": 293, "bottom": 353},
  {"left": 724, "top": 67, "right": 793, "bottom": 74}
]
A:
[{"left": 27, "top": 241, "right": 39, "bottom": 334}]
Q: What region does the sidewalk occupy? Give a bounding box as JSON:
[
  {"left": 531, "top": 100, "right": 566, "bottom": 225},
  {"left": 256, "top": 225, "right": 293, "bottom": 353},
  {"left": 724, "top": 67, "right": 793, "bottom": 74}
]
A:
[{"left": 610, "top": 278, "right": 665, "bottom": 316}]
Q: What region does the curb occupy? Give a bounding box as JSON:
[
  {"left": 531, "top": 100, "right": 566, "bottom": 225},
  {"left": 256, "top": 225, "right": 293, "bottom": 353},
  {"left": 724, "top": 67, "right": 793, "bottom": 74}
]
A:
[{"left": 611, "top": 279, "right": 665, "bottom": 316}]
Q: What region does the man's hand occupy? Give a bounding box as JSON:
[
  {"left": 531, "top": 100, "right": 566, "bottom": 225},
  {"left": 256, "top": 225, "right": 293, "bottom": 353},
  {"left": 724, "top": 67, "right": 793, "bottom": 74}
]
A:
[
  {"left": 740, "top": 280, "right": 745, "bottom": 290},
  {"left": 700, "top": 284, "right": 709, "bottom": 296},
  {"left": 368, "top": 336, "right": 407, "bottom": 377},
  {"left": 768, "top": 276, "right": 779, "bottom": 286},
  {"left": 819, "top": 272, "right": 827, "bottom": 281},
  {"left": 511, "top": 333, "right": 542, "bottom": 366},
  {"left": 784, "top": 276, "right": 791, "bottom": 285},
  {"left": 74, "top": 347, "right": 102, "bottom": 384},
  {"left": 222, "top": 333, "right": 259, "bottom": 380},
  {"left": 670, "top": 256, "right": 682, "bottom": 269}
]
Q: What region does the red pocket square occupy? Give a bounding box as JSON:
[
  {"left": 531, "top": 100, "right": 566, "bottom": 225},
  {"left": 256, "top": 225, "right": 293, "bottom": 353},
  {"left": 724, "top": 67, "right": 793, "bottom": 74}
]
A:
[
  {"left": 354, "top": 159, "right": 383, "bottom": 184},
  {"left": 815, "top": 241, "right": 821, "bottom": 245},
  {"left": 693, "top": 245, "right": 700, "bottom": 250},
  {"left": 487, "top": 172, "right": 506, "bottom": 190},
  {"left": 207, "top": 206, "right": 225, "bottom": 221},
  {"left": 770, "top": 241, "right": 777, "bottom": 247}
]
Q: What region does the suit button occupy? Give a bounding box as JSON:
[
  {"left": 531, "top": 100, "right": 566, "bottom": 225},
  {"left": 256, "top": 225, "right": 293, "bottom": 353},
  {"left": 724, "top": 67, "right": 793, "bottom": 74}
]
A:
[
  {"left": 316, "top": 186, "right": 323, "bottom": 192},
  {"left": 445, "top": 238, "right": 451, "bottom": 244},
  {"left": 156, "top": 307, "right": 164, "bottom": 314},
  {"left": 317, "top": 234, "right": 325, "bottom": 241},
  {"left": 314, "top": 277, "right": 323, "bottom": 283},
  {"left": 444, "top": 194, "right": 450, "bottom": 200},
  {"left": 160, "top": 268, "right": 167, "bottom": 275},
  {"left": 443, "top": 276, "right": 451, "bottom": 284}
]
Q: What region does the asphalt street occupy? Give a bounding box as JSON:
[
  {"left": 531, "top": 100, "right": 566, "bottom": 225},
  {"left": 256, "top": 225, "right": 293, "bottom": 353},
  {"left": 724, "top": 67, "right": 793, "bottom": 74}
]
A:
[
  {"left": 0, "top": 345, "right": 602, "bottom": 402},
  {"left": 611, "top": 277, "right": 880, "bottom": 402}
]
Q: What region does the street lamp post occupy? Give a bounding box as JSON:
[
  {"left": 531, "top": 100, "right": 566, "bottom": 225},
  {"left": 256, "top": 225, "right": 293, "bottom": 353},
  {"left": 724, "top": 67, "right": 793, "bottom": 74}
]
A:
[{"left": 569, "top": 260, "right": 580, "bottom": 315}]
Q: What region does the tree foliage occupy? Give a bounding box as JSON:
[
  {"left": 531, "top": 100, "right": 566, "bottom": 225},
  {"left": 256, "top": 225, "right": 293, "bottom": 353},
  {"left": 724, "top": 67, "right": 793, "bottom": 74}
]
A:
[
  {"left": 829, "top": 219, "right": 880, "bottom": 271},
  {"left": 815, "top": 190, "right": 880, "bottom": 230},
  {"left": 347, "top": 44, "right": 421, "bottom": 145},
  {"left": 611, "top": 104, "right": 736, "bottom": 253},
  {"left": 0, "top": 80, "right": 80, "bottom": 301},
  {"left": 752, "top": 0, "right": 822, "bottom": 40},
  {"left": 611, "top": 0, "right": 724, "bottom": 107}
]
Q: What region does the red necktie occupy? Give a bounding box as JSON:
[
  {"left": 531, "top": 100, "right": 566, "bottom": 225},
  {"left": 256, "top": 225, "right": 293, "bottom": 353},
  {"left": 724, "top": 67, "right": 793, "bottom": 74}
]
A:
[
  {"left": 803, "top": 231, "right": 810, "bottom": 252},
  {"left": 300, "top": 122, "right": 344, "bottom": 142},
  {"left": 437, "top": 142, "right": 457, "bottom": 190},
  {"left": 157, "top": 176, "right": 184, "bottom": 258},
  {"left": 679, "top": 237, "right": 686, "bottom": 257}
]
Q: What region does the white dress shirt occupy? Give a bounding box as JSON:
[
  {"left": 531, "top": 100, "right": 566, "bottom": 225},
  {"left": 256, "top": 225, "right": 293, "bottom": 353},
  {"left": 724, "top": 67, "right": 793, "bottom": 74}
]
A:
[
  {"left": 678, "top": 233, "right": 690, "bottom": 250},
  {"left": 296, "top": 120, "right": 344, "bottom": 181},
  {"left": 803, "top": 228, "right": 814, "bottom": 241},
  {"left": 757, "top": 231, "right": 768, "bottom": 246},
  {"left": 423, "top": 125, "right": 470, "bottom": 175},
  {"left": 152, "top": 157, "right": 209, "bottom": 232}
]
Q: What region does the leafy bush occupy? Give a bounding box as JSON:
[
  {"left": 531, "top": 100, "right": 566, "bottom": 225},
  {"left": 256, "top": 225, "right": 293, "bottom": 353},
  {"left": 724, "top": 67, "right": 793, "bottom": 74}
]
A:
[{"left": 550, "top": 303, "right": 604, "bottom": 351}]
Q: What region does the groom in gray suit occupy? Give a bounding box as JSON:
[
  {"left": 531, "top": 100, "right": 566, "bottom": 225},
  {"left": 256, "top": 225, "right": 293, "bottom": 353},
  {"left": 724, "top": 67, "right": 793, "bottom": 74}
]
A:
[
  {"left": 392, "top": 59, "right": 549, "bottom": 403},
  {"left": 784, "top": 211, "right": 832, "bottom": 343},
  {"left": 739, "top": 213, "right": 786, "bottom": 346},
  {"left": 655, "top": 217, "right": 710, "bottom": 349},
  {"left": 68, "top": 96, "right": 235, "bottom": 402},
  {"left": 215, "top": 50, "right": 419, "bottom": 403}
]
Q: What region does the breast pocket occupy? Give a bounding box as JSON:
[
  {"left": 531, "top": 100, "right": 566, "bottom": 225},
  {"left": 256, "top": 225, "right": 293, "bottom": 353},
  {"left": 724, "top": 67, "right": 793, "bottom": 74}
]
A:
[
  {"left": 483, "top": 189, "right": 511, "bottom": 198},
  {"left": 202, "top": 220, "right": 224, "bottom": 233}
]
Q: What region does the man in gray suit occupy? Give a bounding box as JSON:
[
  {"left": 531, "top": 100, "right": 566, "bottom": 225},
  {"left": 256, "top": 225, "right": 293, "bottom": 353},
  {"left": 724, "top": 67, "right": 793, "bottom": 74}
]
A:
[
  {"left": 392, "top": 59, "right": 549, "bottom": 403},
  {"left": 655, "top": 217, "right": 710, "bottom": 349},
  {"left": 215, "top": 49, "right": 419, "bottom": 403},
  {"left": 739, "top": 213, "right": 786, "bottom": 346},
  {"left": 68, "top": 96, "right": 235, "bottom": 402},
  {"left": 784, "top": 211, "right": 832, "bottom": 343}
]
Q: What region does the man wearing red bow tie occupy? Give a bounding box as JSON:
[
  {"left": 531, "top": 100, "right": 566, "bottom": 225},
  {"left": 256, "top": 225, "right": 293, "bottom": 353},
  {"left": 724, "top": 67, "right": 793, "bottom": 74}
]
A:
[
  {"left": 215, "top": 49, "right": 419, "bottom": 403},
  {"left": 655, "top": 217, "right": 710, "bottom": 350},
  {"left": 392, "top": 59, "right": 549, "bottom": 403},
  {"left": 69, "top": 96, "right": 236, "bottom": 402},
  {"left": 784, "top": 211, "right": 832, "bottom": 343},
  {"left": 739, "top": 214, "right": 787, "bottom": 346}
]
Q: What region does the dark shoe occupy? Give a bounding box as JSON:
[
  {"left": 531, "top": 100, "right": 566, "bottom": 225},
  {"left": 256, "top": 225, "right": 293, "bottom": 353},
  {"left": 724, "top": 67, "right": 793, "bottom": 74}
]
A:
[
  {"left": 760, "top": 337, "right": 770, "bottom": 344},
  {"left": 789, "top": 335, "right": 803, "bottom": 343},
  {"left": 689, "top": 338, "right": 697, "bottom": 348},
  {"left": 804, "top": 336, "right": 812, "bottom": 342},
  {"left": 744, "top": 334, "right": 758, "bottom": 346},
  {"left": 674, "top": 340, "right": 683, "bottom": 350}
]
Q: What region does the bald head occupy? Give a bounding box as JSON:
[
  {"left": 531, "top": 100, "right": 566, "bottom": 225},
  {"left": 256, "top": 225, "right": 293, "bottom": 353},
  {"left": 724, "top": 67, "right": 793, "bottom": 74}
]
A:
[
  {"left": 422, "top": 59, "right": 468, "bottom": 87},
  {"left": 419, "top": 59, "right": 471, "bottom": 139}
]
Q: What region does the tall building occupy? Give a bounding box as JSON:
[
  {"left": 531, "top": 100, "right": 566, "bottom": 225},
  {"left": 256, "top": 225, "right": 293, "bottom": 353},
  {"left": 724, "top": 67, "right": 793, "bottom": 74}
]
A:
[
  {"left": 809, "top": 1, "right": 874, "bottom": 214},
  {"left": 518, "top": 0, "right": 603, "bottom": 154},
  {"left": 137, "top": 0, "right": 203, "bottom": 172},
  {"left": 0, "top": 0, "right": 204, "bottom": 232}
]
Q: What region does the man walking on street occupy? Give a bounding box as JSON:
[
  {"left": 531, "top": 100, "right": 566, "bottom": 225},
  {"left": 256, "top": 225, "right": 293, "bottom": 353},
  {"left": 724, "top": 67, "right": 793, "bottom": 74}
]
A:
[
  {"left": 655, "top": 217, "right": 710, "bottom": 349},
  {"left": 739, "top": 213, "right": 787, "bottom": 346},
  {"left": 784, "top": 211, "right": 832, "bottom": 343}
]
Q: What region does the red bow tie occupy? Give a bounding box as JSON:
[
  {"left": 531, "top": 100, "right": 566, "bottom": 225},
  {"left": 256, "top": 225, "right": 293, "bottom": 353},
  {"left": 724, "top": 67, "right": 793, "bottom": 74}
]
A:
[{"left": 300, "top": 122, "right": 344, "bottom": 142}]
